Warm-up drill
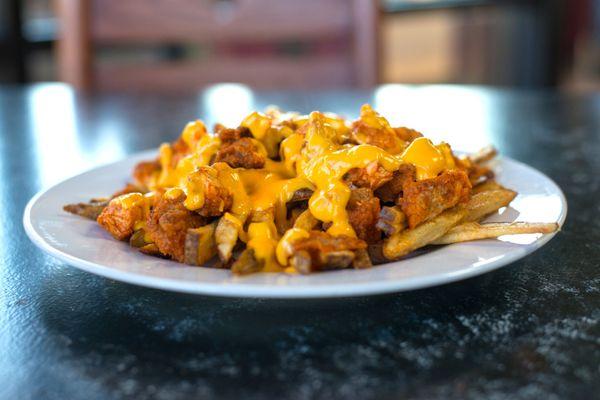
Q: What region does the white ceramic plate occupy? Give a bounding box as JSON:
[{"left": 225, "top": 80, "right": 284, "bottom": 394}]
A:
[{"left": 24, "top": 150, "right": 567, "bottom": 298}]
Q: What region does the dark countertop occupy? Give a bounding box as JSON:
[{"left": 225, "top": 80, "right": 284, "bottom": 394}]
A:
[{"left": 0, "top": 84, "right": 598, "bottom": 399}]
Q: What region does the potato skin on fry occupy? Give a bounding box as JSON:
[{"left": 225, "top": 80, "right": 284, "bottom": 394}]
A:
[
  {"left": 291, "top": 231, "right": 367, "bottom": 273},
  {"left": 231, "top": 248, "right": 263, "bottom": 275},
  {"left": 376, "top": 206, "right": 407, "bottom": 236},
  {"left": 145, "top": 192, "right": 205, "bottom": 263},
  {"left": 185, "top": 223, "right": 217, "bottom": 266},
  {"left": 64, "top": 200, "right": 108, "bottom": 220}
]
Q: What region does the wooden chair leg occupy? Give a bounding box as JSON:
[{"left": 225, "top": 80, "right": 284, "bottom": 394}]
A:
[{"left": 54, "top": 0, "right": 93, "bottom": 90}]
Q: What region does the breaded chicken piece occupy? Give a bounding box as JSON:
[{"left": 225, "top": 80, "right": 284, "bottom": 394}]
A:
[
  {"left": 214, "top": 138, "right": 265, "bottom": 169},
  {"left": 184, "top": 166, "right": 233, "bottom": 217},
  {"left": 132, "top": 160, "right": 161, "bottom": 189},
  {"left": 351, "top": 120, "right": 405, "bottom": 154},
  {"left": 343, "top": 161, "right": 393, "bottom": 190},
  {"left": 112, "top": 183, "right": 145, "bottom": 198},
  {"left": 375, "top": 163, "right": 416, "bottom": 203},
  {"left": 145, "top": 192, "right": 206, "bottom": 262},
  {"left": 214, "top": 124, "right": 252, "bottom": 144},
  {"left": 97, "top": 194, "right": 146, "bottom": 241},
  {"left": 394, "top": 127, "right": 423, "bottom": 143},
  {"left": 400, "top": 170, "right": 471, "bottom": 228},
  {"left": 346, "top": 188, "right": 382, "bottom": 244}
]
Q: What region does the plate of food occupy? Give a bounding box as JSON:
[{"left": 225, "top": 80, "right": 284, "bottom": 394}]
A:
[{"left": 24, "top": 105, "right": 566, "bottom": 298}]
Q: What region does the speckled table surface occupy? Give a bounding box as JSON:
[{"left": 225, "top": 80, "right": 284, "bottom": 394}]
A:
[{"left": 1, "top": 84, "right": 598, "bottom": 400}]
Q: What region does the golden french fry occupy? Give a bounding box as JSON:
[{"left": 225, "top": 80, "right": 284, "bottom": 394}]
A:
[
  {"left": 184, "top": 222, "right": 217, "bottom": 266},
  {"left": 432, "top": 222, "right": 559, "bottom": 244},
  {"left": 376, "top": 206, "right": 407, "bottom": 236},
  {"left": 367, "top": 244, "right": 387, "bottom": 265},
  {"left": 464, "top": 189, "right": 517, "bottom": 223},
  {"left": 250, "top": 208, "right": 274, "bottom": 223},
  {"left": 318, "top": 250, "right": 355, "bottom": 270},
  {"left": 293, "top": 209, "right": 320, "bottom": 231},
  {"left": 470, "top": 145, "right": 497, "bottom": 164},
  {"left": 290, "top": 250, "right": 312, "bottom": 274},
  {"left": 352, "top": 248, "right": 373, "bottom": 269},
  {"left": 232, "top": 248, "right": 263, "bottom": 275},
  {"left": 139, "top": 243, "right": 162, "bottom": 257},
  {"left": 215, "top": 215, "right": 240, "bottom": 262},
  {"left": 63, "top": 200, "right": 108, "bottom": 220},
  {"left": 471, "top": 180, "right": 505, "bottom": 194},
  {"left": 383, "top": 206, "right": 467, "bottom": 260}
]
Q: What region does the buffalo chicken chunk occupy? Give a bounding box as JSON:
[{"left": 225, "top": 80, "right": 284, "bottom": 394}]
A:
[
  {"left": 145, "top": 193, "right": 206, "bottom": 262},
  {"left": 343, "top": 162, "right": 393, "bottom": 190},
  {"left": 97, "top": 196, "right": 145, "bottom": 241},
  {"left": 375, "top": 163, "right": 416, "bottom": 203},
  {"left": 400, "top": 170, "right": 471, "bottom": 228},
  {"left": 346, "top": 188, "right": 382, "bottom": 243},
  {"left": 214, "top": 137, "right": 265, "bottom": 169}
]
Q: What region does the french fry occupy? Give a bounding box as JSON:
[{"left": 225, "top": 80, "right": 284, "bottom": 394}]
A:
[
  {"left": 184, "top": 222, "right": 217, "bottom": 266},
  {"left": 215, "top": 213, "right": 241, "bottom": 262},
  {"left": 432, "top": 222, "right": 559, "bottom": 244},
  {"left": 352, "top": 248, "right": 373, "bottom": 269},
  {"left": 464, "top": 189, "right": 516, "bottom": 222},
  {"left": 292, "top": 249, "right": 358, "bottom": 274},
  {"left": 289, "top": 188, "right": 314, "bottom": 202},
  {"left": 318, "top": 250, "right": 355, "bottom": 270},
  {"left": 129, "top": 229, "right": 149, "bottom": 248},
  {"left": 290, "top": 250, "right": 312, "bottom": 274},
  {"left": 383, "top": 206, "right": 467, "bottom": 260},
  {"left": 470, "top": 145, "right": 497, "bottom": 164},
  {"left": 376, "top": 206, "right": 407, "bottom": 236},
  {"left": 251, "top": 208, "right": 274, "bottom": 223},
  {"left": 471, "top": 180, "right": 504, "bottom": 194},
  {"left": 367, "top": 244, "right": 388, "bottom": 265},
  {"left": 231, "top": 248, "right": 263, "bottom": 275},
  {"left": 139, "top": 243, "right": 162, "bottom": 257},
  {"left": 293, "top": 209, "right": 320, "bottom": 231},
  {"left": 63, "top": 200, "right": 108, "bottom": 220}
]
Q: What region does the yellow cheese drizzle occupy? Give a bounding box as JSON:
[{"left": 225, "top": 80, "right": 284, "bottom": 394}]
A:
[
  {"left": 112, "top": 192, "right": 156, "bottom": 242},
  {"left": 144, "top": 105, "right": 456, "bottom": 271}
]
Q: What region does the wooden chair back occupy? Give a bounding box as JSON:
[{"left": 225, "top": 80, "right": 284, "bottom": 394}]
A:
[{"left": 54, "top": 0, "right": 379, "bottom": 91}]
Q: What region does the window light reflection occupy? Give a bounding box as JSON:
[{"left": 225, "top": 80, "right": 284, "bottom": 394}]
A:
[
  {"left": 93, "top": 119, "right": 126, "bottom": 164},
  {"left": 202, "top": 84, "right": 254, "bottom": 128},
  {"left": 27, "top": 85, "right": 87, "bottom": 187},
  {"left": 374, "top": 85, "right": 494, "bottom": 152}
]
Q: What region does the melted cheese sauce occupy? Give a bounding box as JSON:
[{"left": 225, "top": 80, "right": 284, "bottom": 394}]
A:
[
  {"left": 112, "top": 192, "right": 156, "bottom": 241},
  {"left": 399, "top": 137, "right": 455, "bottom": 180},
  {"left": 143, "top": 105, "right": 458, "bottom": 272}
]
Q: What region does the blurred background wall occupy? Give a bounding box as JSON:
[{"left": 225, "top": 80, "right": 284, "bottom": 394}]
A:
[{"left": 0, "top": 0, "right": 597, "bottom": 91}]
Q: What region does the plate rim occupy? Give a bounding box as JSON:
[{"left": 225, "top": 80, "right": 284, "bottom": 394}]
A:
[{"left": 23, "top": 151, "right": 568, "bottom": 298}]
